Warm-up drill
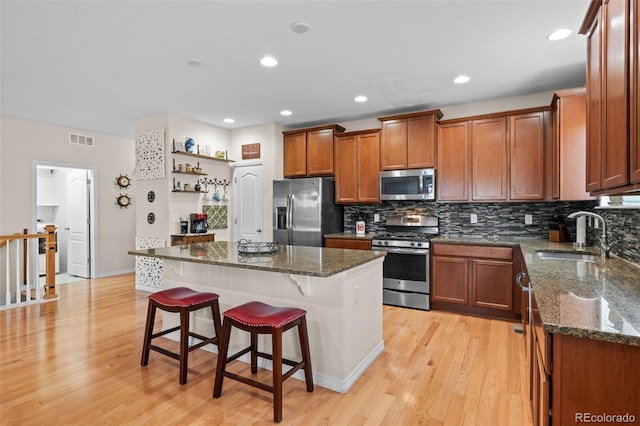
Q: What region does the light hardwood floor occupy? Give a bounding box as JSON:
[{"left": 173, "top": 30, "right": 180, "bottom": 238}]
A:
[{"left": 0, "top": 273, "right": 532, "bottom": 425}]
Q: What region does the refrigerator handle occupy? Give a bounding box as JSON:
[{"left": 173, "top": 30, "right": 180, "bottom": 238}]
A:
[{"left": 286, "top": 194, "right": 293, "bottom": 244}]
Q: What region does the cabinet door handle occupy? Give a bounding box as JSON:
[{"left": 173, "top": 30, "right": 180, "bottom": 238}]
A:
[{"left": 257, "top": 228, "right": 262, "bottom": 233}]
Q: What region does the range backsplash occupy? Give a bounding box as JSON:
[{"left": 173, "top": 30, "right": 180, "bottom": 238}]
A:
[{"left": 344, "top": 201, "right": 640, "bottom": 265}]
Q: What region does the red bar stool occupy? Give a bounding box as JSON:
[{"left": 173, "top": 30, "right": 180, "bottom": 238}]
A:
[
  {"left": 141, "top": 287, "right": 222, "bottom": 385},
  {"left": 212, "top": 301, "right": 314, "bottom": 423}
]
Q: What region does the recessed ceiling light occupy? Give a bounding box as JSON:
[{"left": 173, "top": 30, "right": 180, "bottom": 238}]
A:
[
  {"left": 187, "top": 59, "right": 203, "bottom": 67},
  {"left": 547, "top": 28, "right": 572, "bottom": 41},
  {"left": 454, "top": 75, "right": 470, "bottom": 84},
  {"left": 354, "top": 95, "right": 368, "bottom": 103},
  {"left": 280, "top": 110, "right": 292, "bottom": 116},
  {"left": 223, "top": 118, "right": 235, "bottom": 124},
  {"left": 260, "top": 56, "right": 278, "bottom": 67},
  {"left": 291, "top": 21, "right": 310, "bottom": 34}
]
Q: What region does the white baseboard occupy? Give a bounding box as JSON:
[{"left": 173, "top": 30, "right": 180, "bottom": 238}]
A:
[{"left": 157, "top": 330, "right": 384, "bottom": 394}]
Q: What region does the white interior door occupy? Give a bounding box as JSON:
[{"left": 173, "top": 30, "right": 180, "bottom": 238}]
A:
[
  {"left": 67, "top": 170, "right": 90, "bottom": 277},
  {"left": 233, "top": 163, "right": 264, "bottom": 242}
]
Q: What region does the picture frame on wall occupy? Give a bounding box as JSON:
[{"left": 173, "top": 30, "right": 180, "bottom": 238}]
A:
[
  {"left": 174, "top": 141, "right": 185, "bottom": 152},
  {"left": 242, "top": 143, "right": 261, "bottom": 160}
]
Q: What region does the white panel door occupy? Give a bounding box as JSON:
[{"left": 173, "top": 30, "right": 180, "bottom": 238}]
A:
[
  {"left": 67, "top": 170, "right": 90, "bottom": 278},
  {"left": 233, "top": 163, "right": 264, "bottom": 242}
]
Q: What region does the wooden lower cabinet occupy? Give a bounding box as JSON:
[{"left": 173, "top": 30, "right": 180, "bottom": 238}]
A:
[
  {"left": 528, "top": 289, "right": 640, "bottom": 425},
  {"left": 171, "top": 234, "right": 215, "bottom": 245},
  {"left": 431, "top": 256, "right": 468, "bottom": 304},
  {"left": 431, "top": 243, "right": 519, "bottom": 319},
  {"left": 471, "top": 259, "right": 513, "bottom": 310},
  {"left": 324, "top": 238, "right": 371, "bottom": 250},
  {"left": 551, "top": 334, "right": 640, "bottom": 425},
  {"left": 533, "top": 342, "right": 550, "bottom": 426}
]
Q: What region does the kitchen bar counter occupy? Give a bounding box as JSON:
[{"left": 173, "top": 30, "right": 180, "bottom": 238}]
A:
[
  {"left": 129, "top": 241, "right": 386, "bottom": 393},
  {"left": 130, "top": 241, "right": 385, "bottom": 277},
  {"left": 433, "top": 236, "right": 640, "bottom": 346}
]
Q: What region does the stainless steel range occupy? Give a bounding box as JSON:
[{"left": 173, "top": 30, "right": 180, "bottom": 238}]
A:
[{"left": 372, "top": 214, "right": 439, "bottom": 311}]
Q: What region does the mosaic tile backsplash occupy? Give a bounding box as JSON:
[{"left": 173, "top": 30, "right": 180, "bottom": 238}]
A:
[{"left": 344, "top": 201, "right": 640, "bottom": 265}]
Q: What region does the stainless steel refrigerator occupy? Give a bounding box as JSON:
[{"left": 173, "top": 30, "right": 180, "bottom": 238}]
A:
[{"left": 273, "top": 177, "right": 343, "bottom": 247}]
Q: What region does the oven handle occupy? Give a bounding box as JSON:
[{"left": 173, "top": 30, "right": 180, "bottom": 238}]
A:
[{"left": 374, "top": 247, "right": 429, "bottom": 255}]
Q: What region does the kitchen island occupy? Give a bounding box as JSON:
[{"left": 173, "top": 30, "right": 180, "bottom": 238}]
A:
[{"left": 129, "top": 241, "right": 386, "bottom": 393}]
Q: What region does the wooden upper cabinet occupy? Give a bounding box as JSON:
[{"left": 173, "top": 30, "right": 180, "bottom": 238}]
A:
[
  {"left": 510, "top": 112, "right": 545, "bottom": 200},
  {"left": 282, "top": 124, "right": 345, "bottom": 178},
  {"left": 380, "top": 119, "right": 407, "bottom": 170},
  {"left": 437, "top": 122, "right": 470, "bottom": 201},
  {"left": 307, "top": 128, "right": 335, "bottom": 176},
  {"left": 356, "top": 131, "right": 381, "bottom": 203},
  {"left": 472, "top": 117, "right": 508, "bottom": 201},
  {"left": 632, "top": 0, "right": 640, "bottom": 183},
  {"left": 408, "top": 114, "right": 438, "bottom": 168},
  {"left": 334, "top": 134, "right": 357, "bottom": 203},
  {"left": 334, "top": 130, "right": 380, "bottom": 203},
  {"left": 551, "top": 88, "right": 594, "bottom": 200},
  {"left": 379, "top": 109, "right": 443, "bottom": 170},
  {"left": 602, "top": 0, "right": 629, "bottom": 189},
  {"left": 580, "top": 0, "right": 640, "bottom": 193},
  {"left": 283, "top": 131, "right": 307, "bottom": 177},
  {"left": 585, "top": 6, "right": 603, "bottom": 192}
]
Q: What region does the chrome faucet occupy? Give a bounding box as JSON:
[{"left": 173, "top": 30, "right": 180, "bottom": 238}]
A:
[{"left": 567, "top": 211, "right": 610, "bottom": 258}]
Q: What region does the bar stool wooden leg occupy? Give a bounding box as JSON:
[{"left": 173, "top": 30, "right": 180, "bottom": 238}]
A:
[
  {"left": 298, "top": 316, "right": 314, "bottom": 392},
  {"left": 272, "top": 328, "right": 283, "bottom": 423},
  {"left": 251, "top": 333, "right": 258, "bottom": 374},
  {"left": 141, "top": 302, "right": 157, "bottom": 367},
  {"left": 179, "top": 308, "right": 190, "bottom": 385},
  {"left": 213, "top": 319, "right": 232, "bottom": 398}
]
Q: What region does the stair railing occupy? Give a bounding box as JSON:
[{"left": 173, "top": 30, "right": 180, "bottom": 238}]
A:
[{"left": 0, "top": 225, "right": 57, "bottom": 307}]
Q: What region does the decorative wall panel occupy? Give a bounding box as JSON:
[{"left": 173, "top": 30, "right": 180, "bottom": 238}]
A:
[
  {"left": 134, "top": 128, "right": 166, "bottom": 180},
  {"left": 135, "top": 236, "right": 166, "bottom": 289}
]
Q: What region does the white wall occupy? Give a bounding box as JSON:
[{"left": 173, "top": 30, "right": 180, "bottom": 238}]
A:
[{"left": 0, "top": 115, "right": 136, "bottom": 277}]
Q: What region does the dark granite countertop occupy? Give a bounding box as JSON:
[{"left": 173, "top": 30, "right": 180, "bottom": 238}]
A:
[
  {"left": 324, "top": 233, "right": 376, "bottom": 240},
  {"left": 129, "top": 241, "right": 386, "bottom": 278},
  {"left": 432, "top": 236, "right": 640, "bottom": 347}
]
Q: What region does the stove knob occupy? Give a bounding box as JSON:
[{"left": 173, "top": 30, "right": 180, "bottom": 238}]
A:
[
  {"left": 410, "top": 242, "right": 415, "bottom": 247},
  {"left": 417, "top": 242, "right": 422, "bottom": 247},
  {"left": 384, "top": 241, "right": 389, "bottom": 246}
]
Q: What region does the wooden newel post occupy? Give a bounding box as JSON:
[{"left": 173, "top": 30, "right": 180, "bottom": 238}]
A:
[{"left": 44, "top": 224, "right": 57, "bottom": 299}]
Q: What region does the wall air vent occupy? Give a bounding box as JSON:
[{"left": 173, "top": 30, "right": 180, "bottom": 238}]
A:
[{"left": 69, "top": 133, "right": 95, "bottom": 147}]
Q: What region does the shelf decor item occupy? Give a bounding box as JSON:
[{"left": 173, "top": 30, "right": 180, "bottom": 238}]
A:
[{"left": 185, "top": 138, "right": 195, "bottom": 153}]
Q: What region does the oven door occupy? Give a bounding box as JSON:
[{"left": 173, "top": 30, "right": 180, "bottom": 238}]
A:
[{"left": 378, "top": 247, "right": 429, "bottom": 293}]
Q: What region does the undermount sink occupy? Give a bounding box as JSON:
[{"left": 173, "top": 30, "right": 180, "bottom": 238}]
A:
[{"left": 535, "top": 251, "right": 597, "bottom": 262}]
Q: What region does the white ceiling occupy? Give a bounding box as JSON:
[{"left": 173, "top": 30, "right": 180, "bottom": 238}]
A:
[{"left": 1, "top": 0, "right": 590, "bottom": 139}]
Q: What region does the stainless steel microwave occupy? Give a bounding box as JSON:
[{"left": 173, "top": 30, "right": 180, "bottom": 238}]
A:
[{"left": 379, "top": 169, "right": 435, "bottom": 201}]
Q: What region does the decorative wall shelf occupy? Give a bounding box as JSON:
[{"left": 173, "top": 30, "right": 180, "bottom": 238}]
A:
[
  {"left": 172, "top": 150, "right": 234, "bottom": 163},
  {"left": 172, "top": 171, "right": 208, "bottom": 176}
]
